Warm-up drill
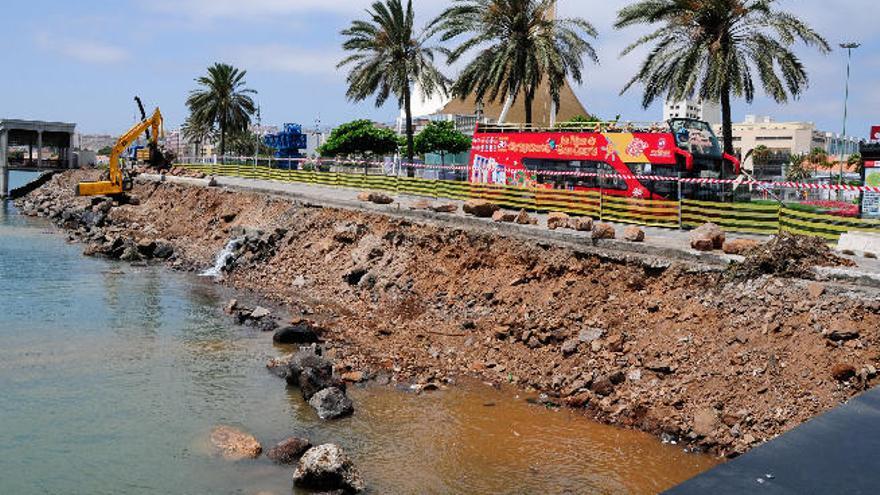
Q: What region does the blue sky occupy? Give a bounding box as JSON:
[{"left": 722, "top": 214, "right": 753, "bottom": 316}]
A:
[{"left": 1, "top": 1, "right": 876, "bottom": 137}]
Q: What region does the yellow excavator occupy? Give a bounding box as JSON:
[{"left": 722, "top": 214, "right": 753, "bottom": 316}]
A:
[{"left": 77, "top": 98, "right": 166, "bottom": 197}]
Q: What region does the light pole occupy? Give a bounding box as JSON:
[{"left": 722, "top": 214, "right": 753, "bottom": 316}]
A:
[{"left": 839, "top": 42, "right": 860, "bottom": 199}]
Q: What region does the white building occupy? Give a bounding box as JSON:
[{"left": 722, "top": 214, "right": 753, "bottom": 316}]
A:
[{"left": 663, "top": 98, "right": 721, "bottom": 126}]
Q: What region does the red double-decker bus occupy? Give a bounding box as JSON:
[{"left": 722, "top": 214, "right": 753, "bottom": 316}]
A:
[{"left": 468, "top": 118, "right": 740, "bottom": 200}]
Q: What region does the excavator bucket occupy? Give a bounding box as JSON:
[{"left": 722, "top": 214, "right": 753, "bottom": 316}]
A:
[{"left": 76, "top": 180, "right": 123, "bottom": 197}]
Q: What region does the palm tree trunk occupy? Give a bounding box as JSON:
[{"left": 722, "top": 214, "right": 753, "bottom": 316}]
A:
[
  {"left": 524, "top": 87, "right": 535, "bottom": 126},
  {"left": 404, "top": 84, "right": 415, "bottom": 178},
  {"left": 497, "top": 92, "right": 515, "bottom": 124},
  {"left": 220, "top": 116, "right": 227, "bottom": 160},
  {"left": 720, "top": 85, "right": 734, "bottom": 157}
]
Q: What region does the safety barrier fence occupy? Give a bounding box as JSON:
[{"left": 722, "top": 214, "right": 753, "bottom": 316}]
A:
[{"left": 178, "top": 163, "right": 877, "bottom": 242}]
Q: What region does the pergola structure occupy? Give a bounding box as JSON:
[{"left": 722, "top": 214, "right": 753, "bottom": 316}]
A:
[{"left": 0, "top": 119, "right": 76, "bottom": 198}]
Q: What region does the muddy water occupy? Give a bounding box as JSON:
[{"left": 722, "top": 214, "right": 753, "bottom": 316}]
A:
[{"left": 0, "top": 199, "right": 717, "bottom": 494}]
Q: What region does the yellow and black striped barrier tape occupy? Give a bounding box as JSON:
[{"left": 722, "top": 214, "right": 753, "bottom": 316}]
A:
[{"left": 681, "top": 199, "right": 780, "bottom": 235}]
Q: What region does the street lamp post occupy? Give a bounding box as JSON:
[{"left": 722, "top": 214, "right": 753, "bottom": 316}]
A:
[{"left": 839, "top": 42, "right": 860, "bottom": 199}]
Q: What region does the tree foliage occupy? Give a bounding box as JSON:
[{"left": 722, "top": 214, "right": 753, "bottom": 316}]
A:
[
  {"left": 430, "top": 0, "right": 598, "bottom": 124},
  {"left": 186, "top": 63, "right": 257, "bottom": 157},
  {"left": 752, "top": 145, "right": 771, "bottom": 165},
  {"left": 786, "top": 153, "right": 811, "bottom": 181},
  {"left": 338, "top": 0, "right": 448, "bottom": 170},
  {"left": 317, "top": 120, "right": 400, "bottom": 158},
  {"left": 616, "top": 0, "right": 830, "bottom": 155},
  {"left": 413, "top": 121, "right": 471, "bottom": 159}
]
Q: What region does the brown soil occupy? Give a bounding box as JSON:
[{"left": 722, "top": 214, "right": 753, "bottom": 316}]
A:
[
  {"left": 729, "top": 232, "right": 856, "bottom": 280},
  {"left": 16, "top": 170, "right": 880, "bottom": 458}
]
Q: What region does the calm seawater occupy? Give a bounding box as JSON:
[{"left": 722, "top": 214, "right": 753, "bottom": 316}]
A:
[{"left": 0, "top": 173, "right": 716, "bottom": 494}]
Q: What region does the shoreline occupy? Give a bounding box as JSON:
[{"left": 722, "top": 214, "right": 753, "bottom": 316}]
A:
[{"left": 15, "top": 169, "right": 880, "bottom": 458}]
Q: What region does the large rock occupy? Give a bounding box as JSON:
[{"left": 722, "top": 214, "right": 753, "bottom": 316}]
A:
[
  {"left": 308, "top": 387, "right": 355, "bottom": 420},
  {"left": 463, "top": 199, "right": 499, "bottom": 218},
  {"left": 210, "top": 425, "right": 262, "bottom": 460},
  {"left": 623, "top": 226, "right": 645, "bottom": 242},
  {"left": 273, "top": 322, "right": 322, "bottom": 345},
  {"left": 285, "top": 351, "right": 333, "bottom": 386},
  {"left": 722, "top": 238, "right": 759, "bottom": 255},
  {"left": 592, "top": 223, "right": 616, "bottom": 240},
  {"left": 293, "top": 444, "right": 365, "bottom": 493},
  {"left": 547, "top": 212, "right": 570, "bottom": 230},
  {"left": 429, "top": 203, "right": 458, "bottom": 214},
  {"left": 299, "top": 365, "right": 342, "bottom": 400},
  {"left": 492, "top": 210, "right": 517, "bottom": 223},
  {"left": 357, "top": 191, "right": 394, "bottom": 205},
  {"left": 266, "top": 436, "right": 312, "bottom": 465},
  {"left": 569, "top": 216, "right": 593, "bottom": 232},
  {"left": 690, "top": 223, "right": 725, "bottom": 251},
  {"left": 515, "top": 209, "right": 538, "bottom": 225}
]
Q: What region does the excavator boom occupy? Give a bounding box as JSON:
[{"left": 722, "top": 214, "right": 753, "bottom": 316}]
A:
[{"left": 77, "top": 107, "right": 164, "bottom": 197}]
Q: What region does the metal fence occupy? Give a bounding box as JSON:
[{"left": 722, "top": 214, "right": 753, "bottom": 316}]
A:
[{"left": 175, "top": 160, "right": 880, "bottom": 243}]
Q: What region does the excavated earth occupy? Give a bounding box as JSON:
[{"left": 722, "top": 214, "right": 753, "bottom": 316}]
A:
[{"left": 15, "top": 170, "right": 880, "bottom": 458}]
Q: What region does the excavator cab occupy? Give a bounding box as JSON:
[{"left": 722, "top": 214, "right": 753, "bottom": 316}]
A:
[{"left": 77, "top": 97, "right": 164, "bottom": 197}]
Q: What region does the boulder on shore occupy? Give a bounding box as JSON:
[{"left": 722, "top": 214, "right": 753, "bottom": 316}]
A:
[
  {"left": 210, "top": 425, "right": 262, "bottom": 461},
  {"left": 690, "top": 223, "right": 725, "bottom": 251},
  {"left": 273, "top": 321, "right": 322, "bottom": 345},
  {"left": 285, "top": 351, "right": 333, "bottom": 386},
  {"left": 492, "top": 210, "right": 517, "bottom": 223},
  {"left": 308, "top": 387, "right": 355, "bottom": 420},
  {"left": 293, "top": 444, "right": 365, "bottom": 493},
  {"left": 266, "top": 436, "right": 312, "bottom": 465},
  {"left": 463, "top": 199, "right": 499, "bottom": 218},
  {"left": 357, "top": 191, "right": 394, "bottom": 205},
  {"left": 515, "top": 209, "right": 538, "bottom": 225},
  {"left": 299, "top": 365, "right": 343, "bottom": 400}
]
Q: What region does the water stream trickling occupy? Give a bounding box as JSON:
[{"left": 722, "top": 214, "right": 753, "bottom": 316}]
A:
[{"left": 200, "top": 237, "right": 244, "bottom": 278}]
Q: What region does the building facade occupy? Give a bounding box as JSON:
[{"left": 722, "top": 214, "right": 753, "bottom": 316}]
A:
[
  {"left": 663, "top": 98, "right": 721, "bottom": 127},
  {"left": 720, "top": 115, "right": 863, "bottom": 179}
]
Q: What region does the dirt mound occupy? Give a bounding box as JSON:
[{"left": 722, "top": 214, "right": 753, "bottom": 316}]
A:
[{"left": 730, "top": 232, "right": 855, "bottom": 280}]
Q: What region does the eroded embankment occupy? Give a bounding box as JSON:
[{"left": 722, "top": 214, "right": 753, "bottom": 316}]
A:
[{"left": 16, "top": 170, "right": 880, "bottom": 457}]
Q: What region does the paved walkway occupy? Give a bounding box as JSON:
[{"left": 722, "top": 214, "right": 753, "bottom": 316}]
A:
[{"left": 145, "top": 173, "right": 880, "bottom": 281}]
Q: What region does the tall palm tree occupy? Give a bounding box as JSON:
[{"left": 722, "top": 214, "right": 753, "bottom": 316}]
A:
[
  {"left": 616, "top": 0, "right": 829, "bottom": 155},
  {"left": 186, "top": 63, "right": 257, "bottom": 157},
  {"left": 431, "top": 0, "right": 598, "bottom": 125},
  {"left": 338, "top": 0, "right": 448, "bottom": 172},
  {"left": 181, "top": 115, "right": 216, "bottom": 158}
]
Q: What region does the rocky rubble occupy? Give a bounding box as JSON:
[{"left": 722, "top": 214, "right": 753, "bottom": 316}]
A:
[
  {"left": 18, "top": 171, "right": 880, "bottom": 458},
  {"left": 730, "top": 232, "right": 856, "bottom": 279}
]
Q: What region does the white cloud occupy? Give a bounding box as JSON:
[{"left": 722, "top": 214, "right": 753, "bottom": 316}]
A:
[
  {"left": 228, "top": 44, "right": 343, "bottom": 76},
  {"left": 35, "top": 33, "right": 129, "bottom": 64}
]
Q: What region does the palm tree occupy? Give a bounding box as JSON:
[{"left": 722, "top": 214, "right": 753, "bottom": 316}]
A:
[
  {"left": 616, "top": 0, "right": 829, "bottom": 155},
  {"left": 181, "top": 115, "right": 216, "bottom": 158},
  {"left": 430, "top": 0, "right": 598, "bottom": 125},
  {"left": 186, "top": 63, "right": 257, "bottom": 157},
  {"left": 338, "top": 0, "right": 448, "bottom": 173}
]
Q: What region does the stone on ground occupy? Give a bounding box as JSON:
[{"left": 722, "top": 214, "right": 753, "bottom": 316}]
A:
[
  {"left": 623, "top": 226, "right": 645, "bottom": 242},
  {"left": 429, "top": 203, "right": 458, "bottom": 213},
  {"left": 570, "top": 216, "right": 593, "bottom": 232},
  {"left": 491, "top": 210, "right": 517, "bottom": 223},
  {"left": 210, "top": 425, "right": 262, "bottom": 460},
  {"left": 547, "top": 212, "right": 570, "bottom": 230},
  {"left": 463, "top": 199, "right": 499, "bottom": 218},
  {"left": 293, "top": 444, "right": 365, "bottom": 493},
  {"left": 308, "top": 387, "right": 355, "bottom": 420},
  {"left": 690, "top": 222, "right": 725, "bottom": 251},
  {"left": 514, "top": 209, "right": 537, "bottom": 225},
  {"left": 592, "top": 223, "right": 616, "bottom": 240},
  {"left": 722, "top": 238, "right": 759, "bottom": 255}
]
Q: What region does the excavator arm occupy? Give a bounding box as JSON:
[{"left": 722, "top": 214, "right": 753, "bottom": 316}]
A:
[{"left": 77, "top": 107, "right": 164, "bottom": 197}]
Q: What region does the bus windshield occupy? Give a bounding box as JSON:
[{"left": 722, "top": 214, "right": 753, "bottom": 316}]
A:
[{"left": 669, "top": 119, "right": 721, "bottom": 158}]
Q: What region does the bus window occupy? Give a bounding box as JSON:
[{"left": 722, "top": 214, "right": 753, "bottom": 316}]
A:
[{"left": 599, "top": 163, "right": 627, "bottom": 190}]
